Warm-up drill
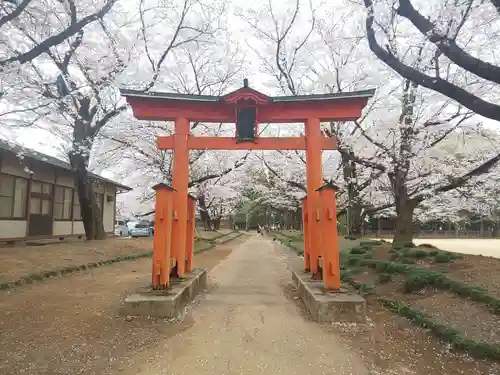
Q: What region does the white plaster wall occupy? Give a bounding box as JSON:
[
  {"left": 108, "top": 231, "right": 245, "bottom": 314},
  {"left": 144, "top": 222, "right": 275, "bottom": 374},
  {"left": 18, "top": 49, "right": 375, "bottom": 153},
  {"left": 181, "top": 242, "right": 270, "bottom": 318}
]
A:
[
  {"left": 55, "top": 174, "right": 74, "bottom": 188},
  {"left": 103, "top": 186, "right": 116, "bottom": 232},
  {"left": 0, "top": 220, "right": 27, "bottom": 239},
  {"left": 73, "top": 221, "right": 85, "bottom": 235},
  {"left": 53, "top": 221, "right": 73, "bottom": 236},
  {"left": 93, "top": 183, "right": 105, "bottom": 193},
  {"left": 31, "top": 168, "right": 55, "bottom": 184}
]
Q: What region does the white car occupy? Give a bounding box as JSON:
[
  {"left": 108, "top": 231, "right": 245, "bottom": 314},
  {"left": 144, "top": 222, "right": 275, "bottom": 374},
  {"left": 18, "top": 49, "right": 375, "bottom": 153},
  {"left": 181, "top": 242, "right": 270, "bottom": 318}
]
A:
[{"left": 114, "top": 220, "right": 130, "bottom": 237}]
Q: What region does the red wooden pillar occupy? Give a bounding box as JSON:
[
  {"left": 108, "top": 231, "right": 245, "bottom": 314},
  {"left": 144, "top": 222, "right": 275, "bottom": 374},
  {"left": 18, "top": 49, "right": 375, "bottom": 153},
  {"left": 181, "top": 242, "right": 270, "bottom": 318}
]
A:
[
  {"left": 305, "top": 117, "right": 323, "bottom": 276},
  {"left": 318, "top": 184, "right": 341, "bottom": 290},
  {"left": 301, "top": 196, "right": 310, "bottom": 271},
  {"left": 186, "top": 195, "right": 196, "bottom": 273},
  {"left": 172, "top": 117, "right": 190, "bottom": 277},
  {"left": 151, "top": 183, "right": 175, "bottom": 289}
]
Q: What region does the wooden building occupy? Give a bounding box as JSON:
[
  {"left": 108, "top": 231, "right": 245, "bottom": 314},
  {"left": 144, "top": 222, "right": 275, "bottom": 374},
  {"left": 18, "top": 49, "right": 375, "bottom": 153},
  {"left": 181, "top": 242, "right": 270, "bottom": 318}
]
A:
[{"left": 0, "top": 139, "right": 131, "bottom": 241}]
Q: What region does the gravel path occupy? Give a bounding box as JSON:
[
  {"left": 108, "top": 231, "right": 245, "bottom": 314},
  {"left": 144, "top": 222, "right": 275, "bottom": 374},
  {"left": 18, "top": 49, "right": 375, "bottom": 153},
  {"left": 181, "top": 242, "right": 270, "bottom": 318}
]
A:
[{"left": 119, "top": 234, "right": 369, "bottom": 375}]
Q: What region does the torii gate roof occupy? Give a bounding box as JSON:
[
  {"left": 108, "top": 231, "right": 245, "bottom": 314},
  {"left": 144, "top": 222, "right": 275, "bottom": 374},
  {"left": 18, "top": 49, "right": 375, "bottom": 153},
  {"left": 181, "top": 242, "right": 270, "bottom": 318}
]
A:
[{"left": 120, "top": 81, "right": 375, "bottom": 123}]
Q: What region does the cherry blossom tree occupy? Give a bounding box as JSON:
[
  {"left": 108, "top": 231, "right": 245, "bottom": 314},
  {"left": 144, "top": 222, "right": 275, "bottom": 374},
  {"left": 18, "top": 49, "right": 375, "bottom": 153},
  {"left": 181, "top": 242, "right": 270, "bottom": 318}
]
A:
[
  {"left": 362, "top": 0, "right": 500, "bottom": 122},
  {"left": 240, "top": 0, "right": 392, "bottom": 237},
  {"left": 1, "top": 0, "right": 226, "bottom": 239},
  {"left": 0, "top": 0, "right": 119, "bottom": 85},
  {"left": 96, "top": 38, "right": 248, "bottom": 230},
  {"left": 242, "top": 0, "right": 500, "bottom": 245}
]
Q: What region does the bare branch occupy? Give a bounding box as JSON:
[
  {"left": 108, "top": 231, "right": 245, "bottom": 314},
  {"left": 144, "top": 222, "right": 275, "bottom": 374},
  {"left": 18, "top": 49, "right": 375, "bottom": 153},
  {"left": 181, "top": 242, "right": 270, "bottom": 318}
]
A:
[
  {"left": 0, "top": 0, "right": 32, "bottom": 29},
  {"left": 396, "top": 0, "right": 500, "bottom": 85},
  {"left": 0, "top": 0, "right": 118, "bottom": 66},
  {"left": 363, "top": 0, "right": 500, "bottom": 122}
]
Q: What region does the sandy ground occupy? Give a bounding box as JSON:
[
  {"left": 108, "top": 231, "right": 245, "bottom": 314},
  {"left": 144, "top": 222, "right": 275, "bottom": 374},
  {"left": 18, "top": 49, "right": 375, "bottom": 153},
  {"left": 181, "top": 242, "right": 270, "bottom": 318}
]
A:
[
  {"left": 0, "top": 238, "right": 153, "bottom": 281},
  {"left": 0, "top": 242, "right": 234, "bottom": 375},
  {"left": 117, "top": 234, "right": 369, "bottom": 375},
  {"left": 374, "top": 238, "right": 500, "bottom": 257}
]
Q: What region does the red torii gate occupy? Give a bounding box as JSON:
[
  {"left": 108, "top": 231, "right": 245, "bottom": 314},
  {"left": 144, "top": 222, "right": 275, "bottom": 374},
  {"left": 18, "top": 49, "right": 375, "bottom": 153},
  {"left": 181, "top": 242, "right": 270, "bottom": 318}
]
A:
[{"left": 121, "top": 80, "right": 373, "bottom": 291}]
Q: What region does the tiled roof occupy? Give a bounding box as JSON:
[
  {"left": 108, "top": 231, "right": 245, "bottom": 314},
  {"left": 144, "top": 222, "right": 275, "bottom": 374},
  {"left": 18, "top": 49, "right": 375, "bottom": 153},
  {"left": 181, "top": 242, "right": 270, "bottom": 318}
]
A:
[
  {"left": 119, "top": 87, "right": 376, "bottom": 103},
  {"left": 0, "top": 139, "right": 131, "bottom": 191}
]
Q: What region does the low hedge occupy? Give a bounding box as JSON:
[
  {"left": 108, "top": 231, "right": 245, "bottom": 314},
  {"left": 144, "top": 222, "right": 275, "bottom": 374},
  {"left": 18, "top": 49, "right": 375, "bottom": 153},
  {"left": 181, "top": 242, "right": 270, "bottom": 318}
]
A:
[
  {"left": 0, "top": 251, "right": 152, "bottom": 291},
  {"left": 1, "top": 232, "right": 244, "bottom": 292},
  {"left": 362, "top": 259, "right": 500, "bottom": 315},
  {"left": 197, "top": 230, "right": 239, "bottom": 243},
  {"left": 379, "top": 298, "right": 500, "bottom": 361},
  {"left": 276, "top": 231, "right": 303, "bottom": 241},
  {"left": 273, "top": 234, "right": 304, "bottom": 256}
]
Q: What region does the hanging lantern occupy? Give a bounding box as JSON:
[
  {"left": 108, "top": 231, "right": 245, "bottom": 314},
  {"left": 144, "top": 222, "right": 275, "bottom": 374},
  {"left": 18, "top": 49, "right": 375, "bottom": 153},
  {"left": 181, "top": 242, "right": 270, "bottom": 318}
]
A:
[{"left": 235, "top": 99, "right": 257, "bottom": 142}]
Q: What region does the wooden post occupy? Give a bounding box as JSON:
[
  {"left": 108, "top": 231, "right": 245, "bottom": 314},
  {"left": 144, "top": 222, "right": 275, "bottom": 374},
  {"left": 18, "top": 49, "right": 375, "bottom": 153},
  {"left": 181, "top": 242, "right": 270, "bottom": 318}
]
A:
[
  {"left": 186, "top": 195, "right": 196, "bottom": 273},
  {"left": 318, "top": 184, "right": 341, "bottom": 290},
  {"left": 301, "top": 196, "right": 310, "bottom": 272},
  {"left": 151, "top": 183, "right": 175, "bottom": 289},
  {"left": 172, "top": 117, "right": 190, "bottom": 277},
  {"left": 305, "top": 117, "right": 323, "bottom": 276}
]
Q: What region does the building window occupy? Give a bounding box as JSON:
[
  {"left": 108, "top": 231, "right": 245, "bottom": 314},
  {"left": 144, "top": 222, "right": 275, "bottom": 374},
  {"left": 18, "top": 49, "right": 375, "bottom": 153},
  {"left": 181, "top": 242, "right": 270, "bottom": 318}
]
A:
[
  {"left": 0, "top": 174, "right": 28, "bottom": 219},
  {"left": 54, "top": 186, "right": 73, "bottom": 220},
  {"left": 29, "top": 181, "right": 53, "bottom": 216},
  {"left": 73, "top": 190, "right": 81, "bottom": 220},
  {"left": 71, "top": 191, "right": 104, "bottom": 221}
]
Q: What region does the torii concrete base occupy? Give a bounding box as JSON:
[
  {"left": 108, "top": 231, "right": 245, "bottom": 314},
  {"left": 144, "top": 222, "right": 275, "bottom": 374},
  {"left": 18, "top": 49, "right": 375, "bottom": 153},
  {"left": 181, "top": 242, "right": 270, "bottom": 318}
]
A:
[
  {"left": 291, "top": 270, "right": 366, "bottom": 323},
  {"left": 120, "top": 268, "right": 207, "bottom": 318}
]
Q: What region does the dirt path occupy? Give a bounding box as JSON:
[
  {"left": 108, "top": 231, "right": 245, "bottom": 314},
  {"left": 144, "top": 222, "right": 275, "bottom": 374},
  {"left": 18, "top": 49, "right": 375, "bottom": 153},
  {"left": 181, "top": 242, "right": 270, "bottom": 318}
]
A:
[
  {"left": 118, "top": 234, "right": 369, "bottom": 375},
  {"left": 0, "top": 244, "right": 233, "bottom": 375}
]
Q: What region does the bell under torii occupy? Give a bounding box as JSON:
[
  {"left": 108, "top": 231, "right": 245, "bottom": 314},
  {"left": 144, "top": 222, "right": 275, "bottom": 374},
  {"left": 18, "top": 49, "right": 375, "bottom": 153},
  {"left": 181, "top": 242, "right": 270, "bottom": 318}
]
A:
[{"left": 120, "top": 80, "right": 374, "bottom": 291}]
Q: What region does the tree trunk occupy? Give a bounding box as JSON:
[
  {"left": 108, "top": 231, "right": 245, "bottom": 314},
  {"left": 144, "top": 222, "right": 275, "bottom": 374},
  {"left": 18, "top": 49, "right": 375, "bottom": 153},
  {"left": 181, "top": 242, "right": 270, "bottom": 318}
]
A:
[
  {"left": 70, "top": 98, "right": 105, "bottom": 240},
  {"left": 349, "top": 203, "right": 363, "bottom": 238},
  {"left": 212, "top": 217, "right": 221, "bottom": 230},
  {"left": 197, "top": 194, "right": 212, "bottom": 231},
  {"left": 340, "top": 148, "right": 362, "bottom": 238},
  {"left": 245, "top": 212, "right": 250, "bottom": 231},
  {"left": 393, "top": 199, "right": 417, "bottom": 247},
  {"left": 71, "top": 155, "right": 105, "bottom": 240},
  {"left": 492, "top": 222, "right": 500, "bottom": 238}
]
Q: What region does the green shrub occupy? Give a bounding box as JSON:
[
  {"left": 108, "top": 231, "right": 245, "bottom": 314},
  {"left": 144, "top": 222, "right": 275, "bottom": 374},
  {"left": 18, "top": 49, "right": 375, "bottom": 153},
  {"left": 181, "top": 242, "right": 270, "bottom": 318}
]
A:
[
  {"left": 344, "top": 235, "right": 357, "bottom": 240},
  {"left": 400, "top": 257, "right": 417, "bottom": 264},
  {"left": 340, "top": 267, "right": 361, "bottom": 281},
  {"left": 389, "top": 253, "right": 400, "bottom": 261},
  {"left": 360, "top": 240, "right": 383, "bottom": 247},
  {"left": 429, "top": 250, "right": 439, "bottom": 256},
  {"left": 433, "top": 251, "right": 462, "bottom": 263},
  {"left": 400, "top": 247, "right": 412, "bottom": 255},
  {"left": 412, "top": 250, "right": 428, "bottom": 259},
  {"left": 379, "top": 298, "right": 500, "bottom": 361},
  {"left": 357, "top": 283, "right": 375, "bottom": 293},
  {"left": 350, "top": 247, "right": 367, "bottom": 255},
  {"left": 403, "top": 270, "right": 437, "bottom": 293},
  {"left": 373, "top": 260, "right": 410, "bottom": 274},
  {"left": 437, "top": 264, "right": 449, "bottom": 273},
  {"left": 434, "top": 253, "right": 453, "bottom": 263},
  {"left": 347, "top": 256, "right": 363, "bottom": 266}
]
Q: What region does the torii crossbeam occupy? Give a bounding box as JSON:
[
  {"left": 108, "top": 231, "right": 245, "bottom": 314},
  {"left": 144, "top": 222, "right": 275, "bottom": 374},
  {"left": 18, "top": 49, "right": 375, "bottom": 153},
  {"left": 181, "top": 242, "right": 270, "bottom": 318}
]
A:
[{"left": 121, "top": 80, "right": 374, "bottom": 291}]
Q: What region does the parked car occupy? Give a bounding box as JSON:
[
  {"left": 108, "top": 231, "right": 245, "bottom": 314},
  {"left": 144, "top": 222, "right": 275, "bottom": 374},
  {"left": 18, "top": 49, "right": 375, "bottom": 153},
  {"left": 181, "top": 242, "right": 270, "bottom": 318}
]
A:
[
  {"left": 114, "top": 219, "right": 129, "bottom": 237},
  {"left": 129, "top": 223, "right": 153, "bottom": 238}
]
